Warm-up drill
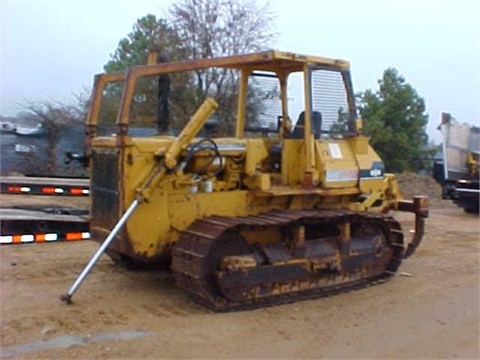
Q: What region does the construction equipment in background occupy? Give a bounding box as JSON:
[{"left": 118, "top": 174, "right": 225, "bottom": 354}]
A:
[
  {"left": 434, "top": 113, "right": 479, "bottom": 214},
  {"left": 61, "top": 50, "right": 428, "bottom": 310}
]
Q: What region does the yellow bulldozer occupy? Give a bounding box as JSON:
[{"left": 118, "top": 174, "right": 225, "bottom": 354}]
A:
[{"left": 61, "top": 50, "right": 428, "bottom": 311}]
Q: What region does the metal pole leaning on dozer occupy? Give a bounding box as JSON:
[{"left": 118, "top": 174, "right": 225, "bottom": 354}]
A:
[
  {"left": 59, "top": 199, "right": 139, "bottom": 304},
  {"left": 60, "top": 98, "right": 218, "bottom": 304}
]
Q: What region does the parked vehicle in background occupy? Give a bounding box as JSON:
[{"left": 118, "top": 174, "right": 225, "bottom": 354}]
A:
[{"left": 434, "top": 112, "right": 479, "bottom": 214}]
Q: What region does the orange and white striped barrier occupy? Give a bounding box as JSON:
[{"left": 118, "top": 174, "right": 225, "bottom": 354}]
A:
[
  {"left": 0, "top": 231, "right": 90, "bottom": 244},
  {"left": 0, "top": 208, "right": 90, "bottom": 245},
  {"left": 1, "top": 177, "right": 89, "bottom": 196},
  {"left": 4, "top": 185, "right": 89, "bottom": 196}
]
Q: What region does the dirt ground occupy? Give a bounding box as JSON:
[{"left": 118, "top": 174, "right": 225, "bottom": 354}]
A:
[{"left": 1, "top": 190, "right": 479, "bottom": 359}]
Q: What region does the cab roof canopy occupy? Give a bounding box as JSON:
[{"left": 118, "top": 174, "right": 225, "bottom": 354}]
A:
[{"left": 126, "top": 50, "right": 351, "bottom": 78}]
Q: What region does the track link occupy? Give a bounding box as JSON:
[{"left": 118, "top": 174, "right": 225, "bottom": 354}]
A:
[{"left": 171, "top": 209, "right": 404, "bottom": 311}]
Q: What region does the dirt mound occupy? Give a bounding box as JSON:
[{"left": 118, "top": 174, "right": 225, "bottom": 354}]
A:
[{"left": 395, "top": 172, "right": 443, "bottom": 203}]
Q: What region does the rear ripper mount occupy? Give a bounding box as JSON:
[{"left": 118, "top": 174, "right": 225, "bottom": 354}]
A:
[{"left": 172, "top": 207, "right": 421, "bottom": 311}]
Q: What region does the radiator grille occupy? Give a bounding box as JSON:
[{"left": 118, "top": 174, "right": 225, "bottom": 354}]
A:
[{"left": 90, "top": 149, "right": 121, "bottom": 231}]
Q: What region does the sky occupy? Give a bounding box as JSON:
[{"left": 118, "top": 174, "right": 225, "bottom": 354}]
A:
[{"left": 1, "top": 0, "right": 479, "bottom": 143}]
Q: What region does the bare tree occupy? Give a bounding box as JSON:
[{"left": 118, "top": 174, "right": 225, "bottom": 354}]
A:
[
  {"left": 170, "top": 0, "right": 276, "bottom": 59},
  {"left": 20, "top": 97, "right": 87, "bottom": 175},
  {"left": 168, "top": 0, "right": 277, "bottom": 133}
]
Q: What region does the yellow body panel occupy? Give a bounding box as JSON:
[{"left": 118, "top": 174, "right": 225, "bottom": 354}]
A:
[
  {"left": 315, "top": 140, "right": 358, "bottom": 189},
  {"left": 281, "top": 140, "right": 307, "bottom": 185},
  {"left": 126, "top": 190, "right": 250, "bottom": 258}
]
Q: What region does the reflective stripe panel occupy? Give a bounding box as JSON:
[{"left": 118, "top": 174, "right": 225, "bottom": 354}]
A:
[
  {"left": 41, "top": 187, "right": 68, "bottom": 194},
  {"left": 21, "top": 234, "right": 35, "bottom": 243},
  {"left": 34, "top": 233, "right": 58, "bottom": 242},
  {"left": 35, "top": 234, "right": 46, "bottom": 242},
  {"left": 70, "top": 188, "right": 90, "bottom": 195},
  {"left": 1, "top": 177, "right": 90, "bottom": 196},
  {"left": 65, "top": 232, "right": 91, "bottom": 240},
  {"left": 45, "top": 233, "right": 59, "bottom": 241},
  {"left": 0, "top": 235, "right": 13, "bottom": 244},
  {"left": 66, "top": 233, "right": 81, "bottom": 240},
  {"left": 6, "top": 186, "right": 31, "bottom": 193},
  {"left": 1, "top": 232, "right": 87, "bottom": 244}
]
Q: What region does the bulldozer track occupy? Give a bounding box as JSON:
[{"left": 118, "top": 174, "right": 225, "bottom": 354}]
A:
[{"left": 171, "top": 209, "right": 405, "bottom": 311}]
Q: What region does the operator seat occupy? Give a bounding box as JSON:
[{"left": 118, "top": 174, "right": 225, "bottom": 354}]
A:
[{"left": 292, "top": 111, "right": 322, "bottom": 139}]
